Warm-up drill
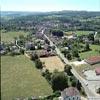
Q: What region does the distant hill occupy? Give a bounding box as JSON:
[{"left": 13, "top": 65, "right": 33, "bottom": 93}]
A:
[
  {"left": 1, "top": 11, "right": 44, "bottom": 17},
  {"left": 1, "top": 10, "right": 100, "bottom": 17}
]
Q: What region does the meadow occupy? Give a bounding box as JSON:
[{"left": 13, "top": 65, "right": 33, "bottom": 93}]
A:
[
  {"left": 1, "top": 55, "right": 52, "bottom": 100},
  {"left": 80, "top": 44, "right": 100, "bottom": 59},
  {"left": 65, "top": 31, "right": 93, "bottom": 36},
  {"left": 1, "top": 30, "right": 29, "bottom": 43}
]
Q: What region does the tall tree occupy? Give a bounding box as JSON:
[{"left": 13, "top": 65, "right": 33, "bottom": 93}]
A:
[{"left": 51, "top": 72, "right": 68, "bottom": 91}]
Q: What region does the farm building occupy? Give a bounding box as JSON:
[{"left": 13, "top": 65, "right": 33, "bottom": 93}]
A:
[
  {"left": 59, "top": 87, "right": 80, "bottom": 100},
  {"left": 85, "top": 56, "right": 100, "bottom": 65},
  {"left": 95, "top": 67, "right": 100, "bottom": 75},
  {"left": 32, "top": 50, "right": 56, "bottom": 58}
]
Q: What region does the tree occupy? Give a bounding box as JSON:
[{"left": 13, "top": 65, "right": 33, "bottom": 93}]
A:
[
  {"left": 71, "top": 80, "right": 76, "bottom": 87},
  {"left": 97, "top": 88, "right": 100, "bottom": 94},
  {"left": 72, "top": 49, "right": 79, "bottom": 58},
  {"left": 67, "top": 53, "right": 72, "bottom": 60},
  {"left": 76, "top": 80, "right": 82, "bottom": 91},
  {"left": 64, "top": 65, "right": 72, "bottom": 76},
  {"left": 88, "top": 33, "right": 94, "bottom": 41},
  {"left": 42, "top": 69, "right": 51, "bottom": 82},
  {"left": 30, "top": 53, "right": 38, "bottom": 61},
  {"left": 52, "top": 30, "right": 64, "bottom": 37},
  {"left": 20, "top": 48, "right": 25, "bottom": 54},
  {"left": 35, "top": 59, "right": 43, "bottom": 69},
  {"left": 51, "top": 72, "right": 68, "bottom": 91},
  {"left": 85, "top": 43, "right": 90, "bottom": 51}
]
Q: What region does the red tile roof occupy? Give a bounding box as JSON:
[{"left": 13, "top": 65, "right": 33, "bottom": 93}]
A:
[
  {"left": 95, "top": 67, "right": 100, "bottom": 75},
  {"left": 85, "top": 56, "right": 100, "bottom": 65}
]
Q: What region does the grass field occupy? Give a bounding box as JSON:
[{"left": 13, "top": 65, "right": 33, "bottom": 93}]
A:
[
  {"left": 75, "top": 31, "right": 92, "bottom": 36},
  {"left": 80, "top": 45, "right": 100, "bottom": 59},
  {"left": 40, "top": 56, "right": 65, "bottom": 72},
  {"left": 1, "top": 55, "right": 52, "bottom": 100},
  {"left": 1, "top": 30, "right": 29, "bottom": 43},
  {"left": 65, "top": 31, "right": 92, "bottom": 36}
]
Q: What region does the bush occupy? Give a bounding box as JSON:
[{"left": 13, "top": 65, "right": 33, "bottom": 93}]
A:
[
  {"left": 30, "top": 53, "right": 38, "bottom": 61},
  {"left": 42, "top": 69, "right": 51, "bottom": 82},
  {"left": 35, "top": 59, "right": 43, "bottom": 69},
  {"left": 64, "top": 65, "right": 72, "bottom": 76}
]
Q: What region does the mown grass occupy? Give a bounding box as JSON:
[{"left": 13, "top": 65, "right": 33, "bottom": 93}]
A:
[
  {"left": 1, "top": 30, "right": 29, "bottom": 43},
  {"left": 80, "top": 44, "right": 100, "bottom": 59},
  {"left": 1, "top": 55, "right": 52, "bottom": 100}
]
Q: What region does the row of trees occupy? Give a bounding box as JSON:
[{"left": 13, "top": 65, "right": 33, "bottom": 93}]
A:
[{"left": 51, "top": 29, "right": 64, "bottom": 37}]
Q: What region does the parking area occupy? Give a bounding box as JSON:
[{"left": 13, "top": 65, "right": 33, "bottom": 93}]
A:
[{"left": 84, "top": 70, "right": 100, "bottom": 80}]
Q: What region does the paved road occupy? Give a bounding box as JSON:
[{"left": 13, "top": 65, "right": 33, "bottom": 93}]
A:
[{"left": 41, "top": 29, "right": 100, "bottom": 99}]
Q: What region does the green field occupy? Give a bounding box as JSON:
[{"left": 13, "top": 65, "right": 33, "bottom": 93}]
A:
[
  {"left": 1, "top": 55, "right": 52, "bottom": 100},
  {"left": 80, "top": 45, "right": 100, "bottom": 59},
  {"left": 75, "top": 31, "right": 93, "bottom": 36},
  {"left": 65, "top": 31, "right": 92, "bottom": 36},
  {"left": 1, "top": 30, "right": 29, "bottom": 43}
]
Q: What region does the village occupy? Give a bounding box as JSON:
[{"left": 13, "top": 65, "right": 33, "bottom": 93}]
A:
[{"left": 1, "top": 20, "right": 100, "bottom": 100}]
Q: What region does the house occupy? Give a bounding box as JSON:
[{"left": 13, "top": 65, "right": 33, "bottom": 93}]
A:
[
  {"left": 59, "top": 87, "right": 81, "bottom": 100},
  {"left": 95, "top": 67, "right": 100, "bottom": 75},
  {"left": 94, "top": 32, "right": 100, "bottom": 43},
  {"left": 85, "top": 56, "right": 100, "bottom": 65},
  {"left": 25, "top": 42, "right": 35, "bottom": 50},
  {"left": 32, "top": 50, "right": 56, "bottom": 58}
]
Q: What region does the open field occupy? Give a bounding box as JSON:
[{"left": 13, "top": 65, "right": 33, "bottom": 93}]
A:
[
  {"left": 75, "top": 31, "right": 93, "bottom": 36},
  {"left": 1, "top": 55, "right": 52, "bottom": 100},
  {"left": 40, "top": 56, "right": 65, "bottom": 72},
  {"left": 64, "top": 31, "right": 74, "bottom": 36},
  {"left": 1, "top": 30, "right": 29, "bottom": 43},
  {"left": 65, "top": 31, "right": 92, "bottom": 36},
  {"left": 80, "top": 45, "right": 100, "bottom": 59}
]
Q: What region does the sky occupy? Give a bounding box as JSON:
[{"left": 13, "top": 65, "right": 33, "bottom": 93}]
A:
[{"left": 1, "top": 0, "right": 100, "bottom": 12}]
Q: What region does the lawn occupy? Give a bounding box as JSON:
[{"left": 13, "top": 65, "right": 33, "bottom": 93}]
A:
[
  {"left": 1, "top": 55, "right": 52, "bottom": 100},
  {"left": 80, "top": 45, "right": 100, "bottom": 59},
  {"left": 40, "top": 56, "right": 65, "bottom": 72},
  {"left": 1, "top": 30, "right": 29, "bottom": 43}
]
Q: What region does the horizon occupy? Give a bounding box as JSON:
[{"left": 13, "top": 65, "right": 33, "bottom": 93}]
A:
[
  {"left": 1, "top": 0, "right": 100, "bottom": 12},
  {"left": 1, "top": 10, "right": 100, "bottom": 12}
]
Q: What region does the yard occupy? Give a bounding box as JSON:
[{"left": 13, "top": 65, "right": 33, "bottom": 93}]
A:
[
  {"left": 1, "top": 30, "right": 29, "bottom": 43},
  {"left": 1, "top": 55, "right": 52, "bottom": 100},
  {"left": 40, "top": 56, "right": 65, "bottom": 72},
  {"left": 80, "top": 45, "right": 100, "bottom": 59}
]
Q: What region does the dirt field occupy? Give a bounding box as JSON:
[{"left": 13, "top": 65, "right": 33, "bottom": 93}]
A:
[{"left": 40, "top": 56, "right": 65, "bottom": 72}]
